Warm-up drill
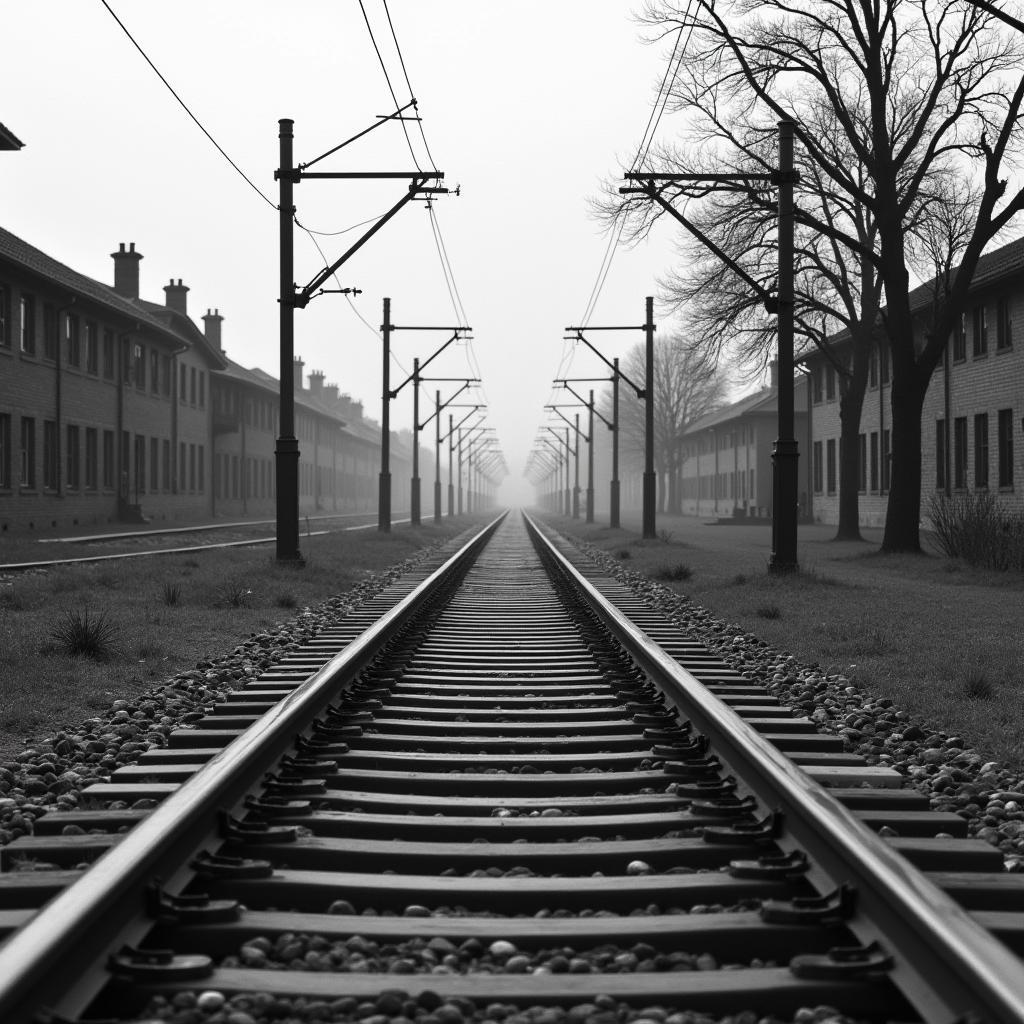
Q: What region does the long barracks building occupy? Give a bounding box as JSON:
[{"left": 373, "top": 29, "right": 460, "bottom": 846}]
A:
[{"left": 0, "top": 227, "right": 415, "bottom": 533}]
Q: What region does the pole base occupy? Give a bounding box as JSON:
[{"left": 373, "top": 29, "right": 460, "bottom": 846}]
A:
[{"left": 610, "top": 480, "right": 620, "bottom": 529}]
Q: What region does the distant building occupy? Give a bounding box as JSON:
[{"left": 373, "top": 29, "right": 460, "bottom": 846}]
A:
[
  {"left": 0, "top": 227, "right": 416, "bottom": 533},
  {"left": 677, "top": 364, "right": 811, "bottom": 519},
  {"left": 799, "top": 236, "right": 1024, "bottom": 526}
]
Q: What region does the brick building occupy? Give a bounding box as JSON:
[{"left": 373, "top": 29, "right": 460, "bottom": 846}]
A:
[
  {"left": 801, "top": 237, "right": 1024, "bottom": 527},
  {"left": 0, "top": 226, "right": 411, "bottom": 533},
  {"left": 676, "top": 367, "right": 811, "bottom": 519}
]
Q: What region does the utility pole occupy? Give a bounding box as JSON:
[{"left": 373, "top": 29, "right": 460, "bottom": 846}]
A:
[
  {"left": 642, "top": 296, "right": 656, "bottom": 539},
  {"left": 587, "top": 389, "right": 595, "bottom": 523},
  {"left": 275, "top": 116, "right": 441, "bottom": 559},
  {"left": 564, "top": 301, "right": 653, "bottom": 536},
  {"left": 276, "top": 118, "right": 301, "bottom": 561},
  {"left": 622, "top": 123, "right": 799, "bottom": 568},
  {"left": 378, "top": 297, "right": 392, "bottom": 532},
  {"left": 411, "top": 358, "right": 420, "bottom": 525},
  {"left": 612, "top": 358, "right": 620, "bottom": 528},
  {"left": 573, "top": 413, "right": 581, "bottom": 519},
  {"left": 448, "top": 414, "right": 454, "bottom": 517},
  {"left": 434, "top": 390, "right": 441, "bottom": 523}
]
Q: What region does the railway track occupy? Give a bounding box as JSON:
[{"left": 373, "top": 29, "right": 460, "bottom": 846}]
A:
[{"left": 0, "top": 510, "right": 1022, "bottom": 1023}]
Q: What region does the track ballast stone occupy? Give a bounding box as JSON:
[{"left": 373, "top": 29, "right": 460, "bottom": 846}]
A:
[{"left": 565, "top": 533, "right": 1024, "bottom": 870}]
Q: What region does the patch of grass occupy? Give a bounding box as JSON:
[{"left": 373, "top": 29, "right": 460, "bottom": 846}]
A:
[
  {"left": 50, "top": 608, "right": 119, "bottom": 661},
  {"left": 135, "top": 639, "right": 165, "bottom": 661},
  {"left": 161, "top": 582, "right": 182, "bottom": 606},
  {"left": 959, "top": 669, "right": 995, "bottom": 701},
  {"left": 657, "top": 528, "right": 675, "bottom": 544},
  {"left": 756, "top": 603, "right": 781, "bottom": 619},
  {"left": 275, "top": 593, "right": 298, "bottom": 609},
  {"left": 182, "top": 559, "right": 200, "bottom": 569},
  {"left": 219, "top": 582, "right": 254, "bottom": 609},
  {"left": 0, "top": 588, "right": 26, "bottom": 611},
  {"left": 616, "top": 549, "right": 632, "bottom": 560},
  {"left": 655, "top": 563, "right": 693, "bottom": 582}
]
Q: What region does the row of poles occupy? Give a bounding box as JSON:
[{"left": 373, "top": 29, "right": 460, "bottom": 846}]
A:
[
  {"left": 273, "top": 118, "right": 505, "bottom": 563},
  {"left": 527, "top": 120, "right": 799, "bottom": 572}
]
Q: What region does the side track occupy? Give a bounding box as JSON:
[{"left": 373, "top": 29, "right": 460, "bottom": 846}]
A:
[{"left": 0, "top": 511, "right": 1021, "bottom": 1024}]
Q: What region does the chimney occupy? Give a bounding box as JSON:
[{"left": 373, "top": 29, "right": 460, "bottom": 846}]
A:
[
  {"left": 324, "top": 383, "right": 339, "bottom": 402},
  {"left": 163, "top": 278, "right": 189, "bottom": 315},
  {"left": 293, "top": 357, "right": 305, "bottom": 390},
  {"left": 769, "top": 359, "right": 778, "bottom": 389},
  {"left": 111, "top": 242, "right": 142, "bottom": 299},
  {"left": 308, "top": 370, "right": 325, "bottom": 395},
  {"left": 202, "top": 308, "right": 224, "bottom": 351}
]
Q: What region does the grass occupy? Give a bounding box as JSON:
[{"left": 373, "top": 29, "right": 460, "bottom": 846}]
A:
[
  {"left": 49, "top": 608, "right": 119, "bottom": 660},
  {"left": 0, "top": 516, "right": 483, "bottom": 757},
  {"left": 654, "top": 562, "right": 693, "bottom": 582},
  {"left": 546, "top": 508, "right": 1024, "bottom": 770}
]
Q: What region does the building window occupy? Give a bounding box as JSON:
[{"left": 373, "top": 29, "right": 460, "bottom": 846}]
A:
[
  {"left": 868, "top": 349, "right": 878, "bottom": 388},
  {"left": 65, "top": 313, "right": 80, "bottom": 367},
  {"left": 973, "top": 305, "right": 988, "bottom": 357},
  {"left": 870, "top": 431, "right": 879, "bottom": 492},
  {"left": 953, "top": 314, "right": 967, "bottom": 362},
  {"left": 102, "top": 329, "right": 115, "bottom": 380},
  {"left": 180, "top": 364, "right": 187, "bottom": 403},
  {"left": 20, "top": 417, "right": 35, "bottom": 488},
  {"left": 133, "top": 344, "right": 145, "bottom": 389},
  {"left": 85, "top": 322, "right": 98, "bottom": 374},
  {"left": 150, "top": 349, "right": 160, "bottom": 393},
  {"left": 826, "top": 438, "right": 837, "bottom": 494},
  {"left": 180, "top": 442, "right": 187, "bottom": 491},
  {"left": 190, "top": 367, "right": 197, "bottom": 406},
  {"left": 881, "top": 429, "right": 891, "bottom": 491},
  {"left": 953, "top": 416, "right": 968, "bottom": 489},
  {"left": 858, "top": 433, "right": 867, "bottom": 492},
  {"left": 199, "top": 371, "right": 206, "bottom": 408},
  {"left": 997, "top": 298, "right": 1013, "bottom": 351},
  {"left": 43, "top": 304, "right": 58, "bottom": 361},
  {"left": 189, "top": 443, "right": 196, "bottom": 490},
  {"left": 198, "top": 445, "right": 205, "bottom": 491},
  {"left": 812, "top": 440, "right": 823, "bottom": 493},
  {"left": 150, "top": 436, "right": 159, "bottom": 491},
  {"left": 66, "top": 425, "right": 80, "bottom": 490},
  {"left": 935, "top": 420, "right": 947, "bottom": 490},
  {"left": 43, "top": 420, "right": 58, "bottom": 490},
  {"left": 161, "top": 355, "right": 171, "bottom": 396},
  {"left": 134, "top": 435, "right": 145, "bottom": 495},
  {"left": 0, "top": 413, "right": 11, "bottom": 488},
  {"left": 85, "top": 428, "right": 98, "bottom": 490},
  {"left": 974, "top": 413, "right": 989, "bottom": 488},
  {"left": 19, "top": 294, "right": 35, "bottom": 355},
  {"left": 998, "top": 409, "right": 1014, "bottom": 488},
  {"left": 102, "top": 430, "right": 114, "bottom": 489},
  {"left": 825, "top": 366, "right": 835, "bottom": 401},
  {"left": 162, "top": 439, "right": 171, "bottom": 491},
  {"left": 0, "top": 283, "right": 8, "bottom": 347}
]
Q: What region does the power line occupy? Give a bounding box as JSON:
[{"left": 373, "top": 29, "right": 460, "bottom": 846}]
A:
[
  {"left": 295, "top": 211, "right": 390, "bottom": 237},
  {"left": 381, "top": 0, "right": 439, "bottom": 175},
  {"left": 98, "top": 0, "right": 275, "bottom": 210},
  {"left": 357, "top": 0, "right": 421, "bottom": 171}
]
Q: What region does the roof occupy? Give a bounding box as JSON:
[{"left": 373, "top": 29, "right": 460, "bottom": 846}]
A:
[
  {"left": 682, "top": 386, "right": 778, "bottom": 435},
  {"left": 0, "top": 225, "right": 194, "bottom": 348},
  {"left": 0, "top": 122, "right": 23, "bottom": 150},
  {"left": 137, "top": 299, "right": 227, "bottom": 370}
]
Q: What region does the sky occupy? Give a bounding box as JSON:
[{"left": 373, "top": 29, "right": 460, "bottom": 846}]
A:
[{"left": 2, "top": 1, "right": 700, "bottom": 505}]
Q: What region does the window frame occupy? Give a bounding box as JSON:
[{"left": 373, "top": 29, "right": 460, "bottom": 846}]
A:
[
  {"left": 974, "top": 412, "right": 989, "bottom": 488},
  {"left": 998, "top": 408, "right": 1014, "bottom": 488}
]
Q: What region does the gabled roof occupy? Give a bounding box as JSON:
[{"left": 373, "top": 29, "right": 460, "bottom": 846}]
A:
[
  {"left": 137, "top": 299, "right": 227, "bottom": 370},
  {"left": 682, "top": 387, "right": 778, "bottom": 436},
  {"left": 0, "top": 123, "right": 23, "bottom": 150},
  {"left": 0, "top": 225, "right": 197, "bottom": 350},
  {"left": 909, "top": 235, "right": 1024, "bottom": 313}
]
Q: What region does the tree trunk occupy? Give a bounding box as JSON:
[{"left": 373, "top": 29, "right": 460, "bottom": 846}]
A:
[{"left": 881, "top": 373, "right": 927, "bottom": 552}]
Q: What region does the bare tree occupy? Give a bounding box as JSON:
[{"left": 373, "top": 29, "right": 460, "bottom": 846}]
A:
[
  {"left": 635, "top": 0, "right": 1024, "bottom": 552},
  {"left": 602, "top": 332, "right": 727, "bottom": 512}
]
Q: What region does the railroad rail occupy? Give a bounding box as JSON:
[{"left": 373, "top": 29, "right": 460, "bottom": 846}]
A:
[
  {"left": 0, "top": 513, "right": 409, "bottom": 573},
  {"left": 0, "top": 510, "right": 1021, "bottom": 1023}
]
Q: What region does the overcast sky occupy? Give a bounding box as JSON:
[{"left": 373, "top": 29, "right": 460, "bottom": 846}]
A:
[{"left": 3, "top": 1, "right": 702, "bottom": 503}]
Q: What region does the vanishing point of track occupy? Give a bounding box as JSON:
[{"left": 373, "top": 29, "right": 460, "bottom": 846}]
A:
[{"left": 0, "top": 511, "right": 1022, "bottom": 1023}]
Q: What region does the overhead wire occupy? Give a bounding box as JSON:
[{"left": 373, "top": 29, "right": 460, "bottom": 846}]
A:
[
  {"left": 357, "top": 0, "right": 422, "bottom": 171},
  {"left": 98, "top": 0, "right": 275, "bottom": 210}
]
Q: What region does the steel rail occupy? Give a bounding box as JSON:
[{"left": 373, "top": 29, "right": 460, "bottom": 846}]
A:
[
  {"left": 0, "top": 512, "right": 506, "bottom": 1024},
  {"left": 523, "top": 511, "right": 1024, "bottom": 1024}
]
